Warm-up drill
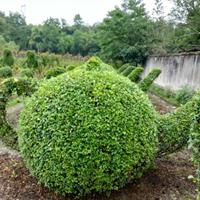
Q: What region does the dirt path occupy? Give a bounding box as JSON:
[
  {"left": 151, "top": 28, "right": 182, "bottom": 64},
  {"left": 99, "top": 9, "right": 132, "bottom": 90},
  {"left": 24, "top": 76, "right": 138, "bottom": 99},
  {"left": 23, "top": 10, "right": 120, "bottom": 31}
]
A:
[{"left": 148, "top": 93, "right": 176, "bottom": 114}]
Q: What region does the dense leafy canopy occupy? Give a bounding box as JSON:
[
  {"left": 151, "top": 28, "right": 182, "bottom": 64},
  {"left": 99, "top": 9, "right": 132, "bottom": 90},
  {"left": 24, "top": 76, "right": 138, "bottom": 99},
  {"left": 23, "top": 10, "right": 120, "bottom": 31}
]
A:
[{"left": 0, "top": 0, "right": 199, "bottom": 64}]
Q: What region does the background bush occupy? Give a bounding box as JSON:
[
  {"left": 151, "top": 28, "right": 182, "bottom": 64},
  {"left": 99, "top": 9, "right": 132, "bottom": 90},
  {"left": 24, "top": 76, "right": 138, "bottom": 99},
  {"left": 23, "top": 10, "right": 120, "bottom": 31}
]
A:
[
  {"left": 20, "top": 68, "right": 33, "bottom": 78},
  {"left": 26, "top": 51, "right": 39, "bottom": 68},
  {"left": 0, "top": 66, "right": 12, "bottom": 78},
  {"left": 118, "top": 63, "right": 130, "bottom": 73},
  {"left": 18, "top": 68, "right": 157, "bottom": 196},
  {"left": 2, "top": 49, "right": 14, "bottom": 67},
  {"left": 189, "top": 93, "right": 200, "bottom": 199},
  {"left": 157, "top": 94, "right": 196, "bottom": 156},
  {"left": 44, "top": 67, "right": 66, "bottom": 79},
  {"left": 121, "top": 66, "right": 135, "bottom": 77},
  {"left": 175, "top": 85, "right": 195, "bottom": 105}
]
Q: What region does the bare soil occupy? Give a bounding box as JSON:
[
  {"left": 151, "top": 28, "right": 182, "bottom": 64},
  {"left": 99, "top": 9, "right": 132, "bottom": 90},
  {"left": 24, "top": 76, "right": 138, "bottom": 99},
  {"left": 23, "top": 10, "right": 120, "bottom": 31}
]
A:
[{"left": 0, "top": 95, "right": 197, "bottom": 200}]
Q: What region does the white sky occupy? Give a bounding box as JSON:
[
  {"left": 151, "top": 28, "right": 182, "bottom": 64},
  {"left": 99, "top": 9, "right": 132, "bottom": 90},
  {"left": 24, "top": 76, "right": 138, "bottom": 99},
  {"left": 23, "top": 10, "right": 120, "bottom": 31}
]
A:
[{"left": 0, "top": 0, "right": 173, "bottom": 25}]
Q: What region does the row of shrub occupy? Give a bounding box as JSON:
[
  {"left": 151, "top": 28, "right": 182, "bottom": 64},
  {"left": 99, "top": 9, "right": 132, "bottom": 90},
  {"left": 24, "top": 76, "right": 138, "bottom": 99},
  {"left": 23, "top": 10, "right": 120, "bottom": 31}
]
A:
[{"left": 118, "top": 63, "right": 161, "bottom": 92}]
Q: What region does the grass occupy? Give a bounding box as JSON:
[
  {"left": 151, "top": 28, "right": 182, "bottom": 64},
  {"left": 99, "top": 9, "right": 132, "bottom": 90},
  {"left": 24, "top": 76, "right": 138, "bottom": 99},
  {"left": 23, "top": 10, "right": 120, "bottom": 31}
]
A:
[{"left": 149, "top": 84, "right": 179, "bottom": 106}]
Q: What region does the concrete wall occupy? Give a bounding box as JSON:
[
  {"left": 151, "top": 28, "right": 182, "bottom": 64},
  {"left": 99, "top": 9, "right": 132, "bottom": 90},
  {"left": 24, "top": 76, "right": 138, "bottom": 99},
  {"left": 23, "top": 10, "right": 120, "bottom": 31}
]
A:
[{"left": 143, "top": 53, "right": 200, "bottom": 90}]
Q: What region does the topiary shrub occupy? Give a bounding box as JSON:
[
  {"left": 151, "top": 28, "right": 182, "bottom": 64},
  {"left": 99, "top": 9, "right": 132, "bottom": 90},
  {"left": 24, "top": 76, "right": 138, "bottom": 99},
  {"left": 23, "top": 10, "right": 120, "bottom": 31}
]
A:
[
  {"left": 80, "top": 56, "right": 114, "bottom": 72},
  {"left": 189, "top": 93, "right": 200, "bottom": 199},
  {"left": 157, "top": 99, "right": 195, "bottom": 155},
  {"left": 18, "top": 69, "right": 157, "bottom": 196},
  {"left": 121, "top": 66, "right": 135, "bottom": 77},
  {"left": 2, "top": 49, "right": 14, "bottom": 67},
  {"left": 118, "top": 63, "right": 130, "bottom": 73},
  {"left": 0, "top": 66, "right": 12, "bottom": 78},
  {"left": 20, "top": 68, "right": 33, "bottom": 78},
  {"left": 127, "top": 66, "right": 144, "bottom": 83},
  {"left": 44, "top": 67, "right": 66, "bottom": 79},
  {"left": 26, "top": 51, "right": 39, "bottom": 68},
  {"left": 66, "top": 65, "right": 77, "bottom": 71},
  {"left": 139, "top": 69, "right": 161, "bottom": 92}
]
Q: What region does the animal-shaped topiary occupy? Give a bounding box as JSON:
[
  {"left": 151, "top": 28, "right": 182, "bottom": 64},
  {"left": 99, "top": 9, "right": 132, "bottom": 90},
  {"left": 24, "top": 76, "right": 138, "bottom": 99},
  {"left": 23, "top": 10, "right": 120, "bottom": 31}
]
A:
[{"left": 18, "top": 57, "right": 158, "bottom": 196}]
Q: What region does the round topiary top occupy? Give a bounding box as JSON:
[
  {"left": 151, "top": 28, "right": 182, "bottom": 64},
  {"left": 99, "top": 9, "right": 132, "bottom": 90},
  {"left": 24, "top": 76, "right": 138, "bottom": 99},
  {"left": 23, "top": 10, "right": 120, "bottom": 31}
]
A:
[
  {"left": 18, "top": 69, "right": 157, "bottom": 196},
  {"left": 79, "top": 56, "right": 114, "bottom": 72}
]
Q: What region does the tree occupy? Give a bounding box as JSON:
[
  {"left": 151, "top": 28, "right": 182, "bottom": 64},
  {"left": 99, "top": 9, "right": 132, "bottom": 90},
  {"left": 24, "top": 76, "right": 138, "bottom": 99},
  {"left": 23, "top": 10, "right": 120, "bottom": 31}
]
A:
[
  {"left": 171, "top": 0, "right": 200, "bottom": 51},
  {"left": 98, "top": 0, "right": 153, "bottom": 64},
  {"left": 73, "top": 14, "right": 83, "bottom": 27}
]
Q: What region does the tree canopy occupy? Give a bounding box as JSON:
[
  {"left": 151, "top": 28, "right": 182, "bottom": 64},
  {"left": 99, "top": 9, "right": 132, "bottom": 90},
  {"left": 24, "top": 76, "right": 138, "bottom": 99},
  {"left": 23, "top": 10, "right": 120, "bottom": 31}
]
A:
[{"left": 0, "top": 0, "right": 199, "bottom": 64}]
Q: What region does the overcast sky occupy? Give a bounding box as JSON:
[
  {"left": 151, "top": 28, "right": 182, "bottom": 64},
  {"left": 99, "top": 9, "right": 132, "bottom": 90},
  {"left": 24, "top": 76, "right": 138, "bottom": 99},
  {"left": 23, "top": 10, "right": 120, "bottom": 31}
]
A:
[{"left": 0, "top": 0, "right": 173, "bottom": 25}]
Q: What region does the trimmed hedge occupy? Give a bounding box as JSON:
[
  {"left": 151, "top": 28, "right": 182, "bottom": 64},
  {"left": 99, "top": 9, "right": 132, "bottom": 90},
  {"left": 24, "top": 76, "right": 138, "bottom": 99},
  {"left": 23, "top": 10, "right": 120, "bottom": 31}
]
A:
[
  {"left": 15, "top": 78, "right": 39, "bottom": 96},
  {"left": 189, "top": 93, "right": 200, "bottom": 198},
  {"left": 157, "top": 99, "right": 195, "bottom": 155},
  {"left": 118, "top": 64, "right": 130, "bottom": 73},
  {"left": 0, "top": 66, "right": 12, "bottom": 78},
  {"left": 139, "top": 69, "right": 161, "bottom": 92},
  {"left": 121, "top": 66, "right": 135, "bottom": 77},
  {"left": 0, "top": 82, "right": 17, "bottom": 149},
  {"left": 127, "top": 66, "right": 144, "bottom": 83},
  {"left": 44, "top": 67, "right": 66, "bottom": 79},
  {"left": 18, "top": 69, "right": 157, "bottom": 196},
  {"left": 175, "top": 85, "right": 195, "bottom": 105}
]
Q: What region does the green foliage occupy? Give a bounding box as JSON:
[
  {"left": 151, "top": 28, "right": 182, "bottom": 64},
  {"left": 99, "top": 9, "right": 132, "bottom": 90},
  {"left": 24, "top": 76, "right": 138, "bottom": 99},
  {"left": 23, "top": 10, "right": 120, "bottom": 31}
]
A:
[
  {"left": 118, "top": 64, "right": 131, "bottom": 73},
  {"left": 15, "top": 78, "right": 39, "bottom": 96},
  {"left": 80, "top": 57, "right": 114, "bottom": 72},
  {"left": 44, "top": 67, "right": 66, "bottom": 79},
  {"left": 1, "top": 77, "right": 38, "bottom": 97},
  {"left": 2, "top": 49, "right": 14, "bottom": 66},
  {"left": 2, "top": 78, "right": 17, "bottom": 94},
  {"left": 66, "top": 65, "right": 77, "bottom": 71},
  {"left": 0, "top": 77, "right": 38, "bottom": 149},
  {"left": 26, "top": 51, "right": 39, "bottom": 68},
  {"left": 18, "top": 69, "right": 157, "bottom": 196},
  {"left": 20, "top": 68, "right": 33, "bottom": 78},
  {"left": 0, "top": 66, "right": 12, "bottom": 78},
  {"left": 121, "top": 66, "right": 135, "bottom": 77},
  {"left": 157, "top": 99, "right": 195, "bottom": 155},
  {"left": 188, "top": 92, "right": 200, "bottom": 197},
  {"left": 139, "top": 69, "right": 161, "bottom": 92},
  {"left": 175, "top": 85, "right": 195, "bottom": 104},
  {"left": 0, "top": 35, "right": 19, "bottom": 52},
  {"left": 98, "top": 0, "right": 153, "bottom": 64},
  {"left": 127, "top": 66, "right": 144, "bottom": 83},
  {"left": 0, "top": 84, "right": 17, "bottom": 149},
  {"left": 40, "top": 53, "right": 60, "bottom": 66}
]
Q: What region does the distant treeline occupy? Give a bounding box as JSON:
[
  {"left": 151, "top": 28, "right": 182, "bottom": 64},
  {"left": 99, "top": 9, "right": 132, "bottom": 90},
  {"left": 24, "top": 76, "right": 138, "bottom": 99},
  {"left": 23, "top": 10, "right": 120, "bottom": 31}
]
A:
[{"left": 0, "top": 0, "right": 199, "bottom": 65}]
